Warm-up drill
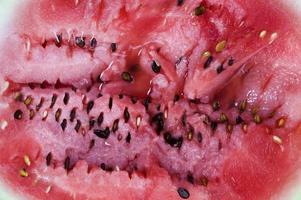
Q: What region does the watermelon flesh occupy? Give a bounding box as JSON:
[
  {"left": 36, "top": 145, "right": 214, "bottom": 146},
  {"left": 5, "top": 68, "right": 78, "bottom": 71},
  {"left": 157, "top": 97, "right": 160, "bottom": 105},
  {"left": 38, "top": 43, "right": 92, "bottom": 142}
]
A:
[{"left": 0, "top": 0, "right": 301, "bottom": 199}]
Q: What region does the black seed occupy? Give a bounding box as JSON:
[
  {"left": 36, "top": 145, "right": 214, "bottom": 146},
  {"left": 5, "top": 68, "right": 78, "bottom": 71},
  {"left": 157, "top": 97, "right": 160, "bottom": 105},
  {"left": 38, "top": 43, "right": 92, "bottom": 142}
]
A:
[
  {"left": 177, "top": 187, "right": 190, "bottom": 199},
  {"left": 55, "top": 108, "right": 62, "bottom": 122},
  {"left": 63, "top": 92, "right": 70, "bottom": 105},
  {"left": 75, "top": 36, "right": 85, "bottom": 48},
  {"left": 121, "top": 72, "right": 133, "bottom": 82},
  {"left": 194, "top": 5, "right": 206, "bottom": 16},
  {"left": 177, "top": 0, "right": 184, "bottom": 6},
  {"left": 210, "top": 121, "right": 218, "bottom": 131},
  {"left": 55, "top": 34, "right": 62, "bottom": 47},
  {"left": 29, "top": 109, "right": 35, "bottom": 120},
  {"left": 236, "top": 116, "right": 244, "bottom": 124},
  {"left": 118, "top": 94, "right": 124, "bottom": 99},
  {"left": 187, "top": 172, "right": 194, "bottom": 184},
  {"left": 164, "top": 132, "right": 183, "bottom": 148},
  {"left": 131, "top": 96, "right": 137, "bottom": 104},
  {"left": 90, "top": 38, "right": 97, "bottom": 49},
  {"left": 36, "top": 97, "right": 44, "bottom": 111},
  {"left": 70, "top": 107, "right": 76, "bottom": 122},
  {"left": 89, "top": 118, "right": 96, "bottom": 130},
  {"left": 97, "top": 112, "right": 104, "bottom": 126},
  {"left": 108, "top": 97, "right": 113, "bottom": 109},
  {"left": 61, "top": 119, "right": 67, "bottom": 131},
  {"left": 174, "top": 94, "right": 180, "bottom": 102},
  {"left": 123, "top": 107, "right": 130, "bottom": 123},
  {"left": 197, "top": 132, "right": 203, "bottom": 143},
  {"left": 111, "top": 43, "right": 117, "bottom": 52},
  {"left": 216, "top": 64, "right": 224, "bottom": 74},
  {"left": 46, "top": 152, "right": 52, "bottom": 166},
  {"left": 143, "top": 96, "right": 151, "bottom": 110},
  {"left": 204, "top": 56, "right": 213, "bottom": 69},
  {"left": 74, "top": 120, "right": 81, "bottom": 132},
  {"left": 100, "top": 163, "right": 106, "bottom": 171},
  {"left": 212, "top": 100, "right": 220, "bottom": 111},
  {"left": 42, "top": 40, "right": 47, "bottom": 48},
  {"left": 200, "top": 176, "right": 209, "bottom": 187},
  {"left": 228, "top": 58, "right": 234, "bottom": 66},
  {"left": 94, "top": 127, "right": 110, "bottom": 139},
  {"left": 126, "top": 132, "right": 131, "bottom": 143},
  {"left": 151, "top": 60, "right": 161, "bottom": 73},
  {"left": 14, "top": 109, "right": 23, "bottom": 120},
  {"left": 152, "top": 112, "right": 165, "bottom": 134},
  {"left": 64, "top": 156, "right": 71, "bottom": 171},
  {"left": 50, "top": 94, "right": 57, "bottom": 109},
  {"left": 89, "top": 139, "right": 95, "bottom": 149},
  {"left": 112, "top": 119, "right": 119, "bottom": 133},
  {"left": 156, "top": 104, "right": 161, "bottom": 111},
  {"left": 190, "top": 98, "right": 201, "bottom": 104},
  {"left": 87, "top": 100, "right": 94, "bottom": 114},
  {"left": 181, "top": 112, "right": 187, "bottom": 127}
]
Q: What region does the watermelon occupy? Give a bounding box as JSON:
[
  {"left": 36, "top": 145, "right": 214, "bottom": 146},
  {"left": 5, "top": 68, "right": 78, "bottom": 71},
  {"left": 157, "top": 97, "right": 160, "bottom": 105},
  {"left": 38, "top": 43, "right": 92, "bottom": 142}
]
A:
[{"left": 0, "top": 0, "right": 301, "bottom": 199}]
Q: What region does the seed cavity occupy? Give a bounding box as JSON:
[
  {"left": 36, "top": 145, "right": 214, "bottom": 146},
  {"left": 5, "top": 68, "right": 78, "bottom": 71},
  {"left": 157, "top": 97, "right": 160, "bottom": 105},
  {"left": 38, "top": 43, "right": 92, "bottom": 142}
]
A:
[
  {"left": 151, "top": 60, "right": 161, "bottom": 73},
  {"left": 94, "top": 127, "right": 110, "bottom": 139},
  {"left": 111, "top": 43, "right": 117, "bottom": 52},
  {"left": 177, "top": 187, "right": 190, "bottom": 199},
  {"left": 75, "top": 36, "right": 85, "bottom": 48},
  {"left": 64, "top": 156, "right": 71, "bottom": 171},
  {"left": 87, "top": 100, "right": 94, "bottom": 114},
  {"left": 164, "top": 132, "right": 183, "bottom": 148},
  {"left": 74, "top": 120, "right": 81, "bottom": 132},
  {"left": 46, "top": 152, "right": 52, "bottom": 166},
  {"left": 126, "top": 132, "right": 131, "bottom": 143},
  {"left": 50, "top": 94, "right": 57, "bottom": 109},
  {"left": 177, "top": 0, "right": 184, "bottom": 6},
  {"left": 216, "top": 64, "right": 224, "bottom": 74},
  {"left": 123, "top": 107, "right": 130, "bottom": 123},
  {"left": 89, "top": 118, "right": 96, "bottom": 130},
  {"left": 14, "top": 109, "right": 23, "bottom": 120},
  {"left": 63, "top": 92, "right": 70, "bottom": 105},
  {"left": 19, "top": 169, "right": 28, "bottom": 177},
  {"left": 61, "top": 119, "right": 67, "bottom": 131},
  {"left": 23, "top": 155, "right": 31, "bottom": 166},
  {"left": 228, "top": 58, "right": 234, "bottom": 66},
  {"left": 215, "top": 40, "right": 227, "bottom": 53},
  {"left": 121, "top": 72, "right": 133, "bottom": 82},
  {"left": 236, "top": 116, "right": 243, "bottom": 124},
  {"left": 152, "top": 112, "right": 165, "bottom": 134},
  {"left": 194, "top": 5, "right": 206, "bottom": 16},
  {"left": 200, "top": 176, "right": 209, "bottom": 187},
  {"left": 197, "top": 132, "right": 203, "bottom": 143},
  {"left": 90, "top": 38, "right": 97, "bottom": 49}
]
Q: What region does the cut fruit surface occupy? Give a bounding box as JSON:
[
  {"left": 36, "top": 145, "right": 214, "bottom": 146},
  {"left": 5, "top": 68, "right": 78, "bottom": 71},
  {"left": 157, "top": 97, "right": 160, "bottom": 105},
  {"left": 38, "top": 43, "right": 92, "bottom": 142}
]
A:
[{"left": 0, "top": 0, "right": 301, "bottom": 200}]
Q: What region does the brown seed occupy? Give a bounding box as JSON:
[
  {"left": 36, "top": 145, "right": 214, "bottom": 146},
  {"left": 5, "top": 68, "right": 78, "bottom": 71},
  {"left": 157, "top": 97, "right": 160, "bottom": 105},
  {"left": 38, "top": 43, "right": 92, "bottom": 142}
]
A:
[
  {"left": 55, "top": 108, "right": 62, "bottom": 122},
  {"left": 121, "top": 72, "right": 133, "bottom": 82},
  {"left": 187, "top": 130, "right": 194, "bottom": 141},
  {"left": 215, "top": 40, "right": 227, "bottom": 53},
  {"left": 15, "top": 92, "right": 23, "bottom": 102},
  {"left": 194, "top": 5, "right": 206, "bottom": 16},
  {"left": 212, "top": 100, "right": 220, "bottom": 111},
  {"left": 63, "top": 92, "right": 70, "bottom": 105},
  {"left": 61, "top": 119, "right": 67, "bottom": 131},
  {"left": 112, "top": 119, "right": 119, "bottom": 133},
  {"left": 219, "top": 113, "right": 228, "bottom": 123},
  {"left": 29, "top": 109, "right": 35, "bottom": 120},
  {"left": 239, "top": 100, "right": 247, "bottom": 112},
  {"left": 24, "top": 96, "right": 33, "bottom": 107},
  {"left": 226, "top": 123, "right": 233, "bottom": 134},
  {"left": 276, "top": 117, "right": 286, "bottom": 128},
  {"left": 253, "top": 114, "right": 262, "bottom": 124},
  {"left": 200, "top": 176, "right": 209, "bottom": 187},
  {"left": 19, "top": 169, "right": 28, "bottom": 177},
  {"left": 242, "top": 123, "right": 248, "bottom": 133},
  {"left": 123, "top": 107, "right": 130, "bottom": 123}
]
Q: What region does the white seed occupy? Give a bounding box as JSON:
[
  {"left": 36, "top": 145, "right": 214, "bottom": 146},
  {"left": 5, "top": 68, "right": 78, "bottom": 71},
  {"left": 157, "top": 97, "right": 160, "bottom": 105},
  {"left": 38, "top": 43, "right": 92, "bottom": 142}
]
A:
[
  {"left": 0, "top": 81, "right": 9, "bottom": 95},
  {"left": 272, "top": 135, "right": 282, "bottom": 145},
  {"left": 164, "top": 107, "right": 168, "bottom": 119},
  {"left": 42, "top": 110, "right": 48, "bottom": 120},
  {"left": 259, "top": 30, "right": 267, "bottom": 38},
  {"left": 45, "top": 185, "right": 52, "bottom": 193},
  {"left": 25, "top": 38, "right": 31, "bottom": 52},
  {"left": 0, "top": 120, "right": 8, "bottom": 130},
  {"left": 104, "top": 141, "right": 111, "bottom": 146},
  {"left": 24, "top": 155, "right": 31, "bottom": 166},
  {"left": 269, "top": 32, "right": 278, "bottom": 44},
  {"left": 136, "top": 116, "right": 142, "bottom": 128}
]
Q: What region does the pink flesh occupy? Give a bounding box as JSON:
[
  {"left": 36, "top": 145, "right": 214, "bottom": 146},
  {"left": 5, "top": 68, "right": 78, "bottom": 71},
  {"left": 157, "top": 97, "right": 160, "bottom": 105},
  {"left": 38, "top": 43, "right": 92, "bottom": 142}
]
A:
[{"left": 0, "top": 0, "right": 301, "bottom": 200}]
